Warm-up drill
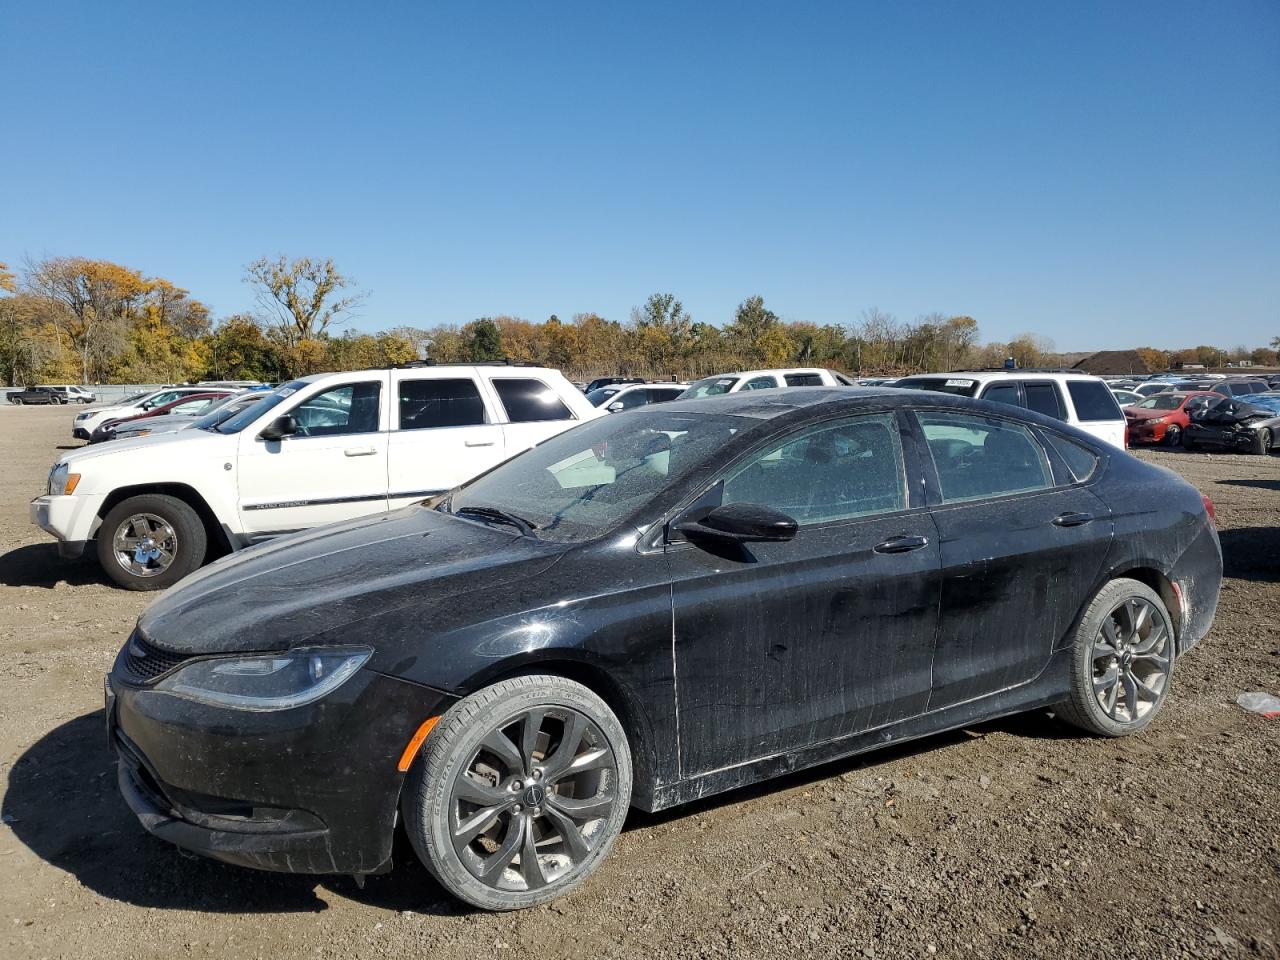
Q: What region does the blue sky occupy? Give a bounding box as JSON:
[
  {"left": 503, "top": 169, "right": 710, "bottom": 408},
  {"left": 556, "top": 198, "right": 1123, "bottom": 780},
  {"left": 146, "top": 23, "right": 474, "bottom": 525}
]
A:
[{"left": 2, "top": 1, "right": 1277, "bottom": 350}]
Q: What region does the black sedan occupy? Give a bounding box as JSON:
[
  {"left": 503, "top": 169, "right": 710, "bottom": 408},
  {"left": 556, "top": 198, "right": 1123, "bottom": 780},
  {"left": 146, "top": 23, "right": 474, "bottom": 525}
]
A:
[{"left": 107, "top": 388, "right": 1221, "bottom": 910}]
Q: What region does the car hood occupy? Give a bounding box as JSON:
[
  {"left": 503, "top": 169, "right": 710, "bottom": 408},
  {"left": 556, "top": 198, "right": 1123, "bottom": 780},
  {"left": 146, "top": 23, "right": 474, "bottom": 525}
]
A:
[
  {"left": 136, "top": 505, "right": 568, "bottom": 655},
  {"left": 1125, "top": 408, "right": 1174, "bottom": 421},
  {"left": 58, "top": 427, "right": 226, "bottom": 466},
  {"left": 114, "top": 414, "right": 200, "bottom": 435}
]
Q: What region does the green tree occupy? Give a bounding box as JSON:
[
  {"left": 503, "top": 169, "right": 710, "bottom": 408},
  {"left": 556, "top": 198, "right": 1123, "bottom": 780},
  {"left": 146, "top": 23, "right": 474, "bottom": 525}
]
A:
[{"left": 467, "top": 317, "right": 504, "bottom": 361}]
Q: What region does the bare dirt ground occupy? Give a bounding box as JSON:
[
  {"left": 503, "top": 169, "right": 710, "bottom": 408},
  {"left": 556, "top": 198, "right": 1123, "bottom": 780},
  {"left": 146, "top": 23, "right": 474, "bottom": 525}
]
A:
[{"left": 1, "top": 404, "right": 1277, "bottom": 959}]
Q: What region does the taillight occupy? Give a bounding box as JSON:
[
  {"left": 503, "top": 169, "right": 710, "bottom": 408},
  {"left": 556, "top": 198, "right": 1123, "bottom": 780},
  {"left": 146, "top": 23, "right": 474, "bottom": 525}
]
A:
[{"left": 1201, "top": 493, "right": 1216, "bottom": 524}]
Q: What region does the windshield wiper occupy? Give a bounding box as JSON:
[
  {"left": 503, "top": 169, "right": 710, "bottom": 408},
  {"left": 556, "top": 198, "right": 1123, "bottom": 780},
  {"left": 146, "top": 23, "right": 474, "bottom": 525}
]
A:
[{"left": 454, "top": 505, "right": 539, "bottom": 537}]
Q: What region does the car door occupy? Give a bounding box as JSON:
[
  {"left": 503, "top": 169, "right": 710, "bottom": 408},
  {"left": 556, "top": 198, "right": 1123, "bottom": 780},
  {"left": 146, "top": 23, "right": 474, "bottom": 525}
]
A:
[
  {"left": 668, "top": 410, "right": 941, "bottom": 776},
  {"left": 236, "top": 376, "right": 390, "bottom": 537},
  {"left": 387, "top": 371, "right": 505, "bottom": 508},
  {"left": 910, "top": 408, "right": 1114, "bottom": 710},
  {"left": 486, "top": 375, "right": 580, "bottom": 454}
]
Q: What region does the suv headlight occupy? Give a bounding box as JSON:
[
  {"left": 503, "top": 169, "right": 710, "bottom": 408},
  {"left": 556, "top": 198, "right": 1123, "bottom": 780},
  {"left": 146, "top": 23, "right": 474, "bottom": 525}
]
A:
[
  {"left": 48, "top": 463, "right": 81, "bottom": 495},
  {"left": 153, "top": 646, "right": 371, "bottom": 711}
]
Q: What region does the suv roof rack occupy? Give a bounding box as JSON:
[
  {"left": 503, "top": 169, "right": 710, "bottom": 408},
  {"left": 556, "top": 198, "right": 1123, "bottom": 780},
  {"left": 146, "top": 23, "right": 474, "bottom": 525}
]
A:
[{"left": 389, "top": 359, "right": 540, "bottom": 369}]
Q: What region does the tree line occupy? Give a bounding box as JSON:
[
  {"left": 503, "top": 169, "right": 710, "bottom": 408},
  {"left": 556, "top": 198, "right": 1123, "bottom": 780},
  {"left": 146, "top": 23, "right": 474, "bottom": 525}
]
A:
[{"left": 1, "top": 256, "right": 1276, "bottom": 387}]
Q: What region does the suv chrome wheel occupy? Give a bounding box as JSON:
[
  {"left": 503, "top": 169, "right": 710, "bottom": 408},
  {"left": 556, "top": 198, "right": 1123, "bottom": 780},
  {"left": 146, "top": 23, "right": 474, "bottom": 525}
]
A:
[{"left": 111, "top": 513, "right": 178, "bottom": 578}]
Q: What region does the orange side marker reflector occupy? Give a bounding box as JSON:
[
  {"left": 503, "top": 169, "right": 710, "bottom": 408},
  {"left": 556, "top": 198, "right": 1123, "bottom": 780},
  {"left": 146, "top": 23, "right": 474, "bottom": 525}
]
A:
[{"left": 397, "top": 716, "right": 440, "bottom": 772}]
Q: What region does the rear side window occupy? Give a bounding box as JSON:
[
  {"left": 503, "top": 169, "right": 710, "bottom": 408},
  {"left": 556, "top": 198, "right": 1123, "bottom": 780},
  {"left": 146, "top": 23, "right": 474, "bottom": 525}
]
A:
[
  {"left": 1066, "top": 381, "right": 1123, "bottom": 421},
  {"left": 399, "top": 378, "right": 487, "bottom": 429},
  {"left": 646, "top": 388, "right": 681, "bottom": 404},
  {"left": 1042, "top": 432, "right": 1099, "bottom": 482},
  {"left": 1023, "top": 382, "right": 1065, "bottom": 420},
  {"left": 783, "top": 373, "right": 824, "bottom": 387},
  {"left": 918, "top": 412, "right": 1053, "bottom": 503},
  {"left": 980, "top": 383, "right": 1021, "bottom": 407},
  {"left": 492, "top": 378, "right": 573, "bottom": 423},
  {"left": 613, "top": 389, "right": 649, "bottom": 410}
]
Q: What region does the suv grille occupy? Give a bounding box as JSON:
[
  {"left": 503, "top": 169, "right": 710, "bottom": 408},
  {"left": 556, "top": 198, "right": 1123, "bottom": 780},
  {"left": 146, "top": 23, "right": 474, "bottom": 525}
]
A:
[{"left": 123, "top": 633, "right": 191, "bottom": 682}]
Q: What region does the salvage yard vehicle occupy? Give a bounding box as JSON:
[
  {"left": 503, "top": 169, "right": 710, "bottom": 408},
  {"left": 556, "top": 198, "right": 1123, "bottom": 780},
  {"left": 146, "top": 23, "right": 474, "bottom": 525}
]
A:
[
  {"left": 72, "top": 386, "right": 218, "bottom": 440},
  {"left": 43, "top": 384, "right": 97, "bottom": 403},
  {"left": 1183, "top": 393, "right": 1280, "bottom": 455},
  {"left": 111, "top": 392, "right": 266, "bottom": 442},
  {"left": 104, "top": 388, "right": 1221, "bottom": 910},
  {"left": 678, "top": 367, "right": 853, "bottom": 399},
  {"left": 891, "top": 370, "right": 1128, "bottom": 448},
  {"left": 587, "top": 381, "right": 688, "bottom": 411},
  {"left": 32, "top": 363, "right": 600, "bottom": 589},
  {"left": 1123, "top": 391, "right": 1218, "bottom": 447},
  {"left": 89, "top": 391, "right": 236, "bottom": 442},
  {"left": 6, "top": 385, "right": 66, "bottom": 404}
]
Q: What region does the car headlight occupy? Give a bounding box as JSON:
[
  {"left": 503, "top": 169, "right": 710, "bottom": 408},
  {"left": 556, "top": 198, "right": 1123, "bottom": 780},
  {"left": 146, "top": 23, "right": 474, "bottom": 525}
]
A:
[
  {"left": 153, "top": 646, "right": 371, "bottom": 711},
  {"left": 75, "top": 411, "right": 91, "bottom": 421},
  {"left": 1153, "top": 417, "right": 1168, "bottom": 424},
  {"left": 48, "top": 463, "right": 81, "bottom": 495}
]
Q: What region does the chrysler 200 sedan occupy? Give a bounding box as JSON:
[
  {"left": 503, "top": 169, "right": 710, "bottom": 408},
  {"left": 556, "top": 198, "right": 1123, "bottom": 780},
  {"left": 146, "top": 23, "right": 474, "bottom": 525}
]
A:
[{"left": 107, "top": 388, "right": 1221, "bottom": 910}]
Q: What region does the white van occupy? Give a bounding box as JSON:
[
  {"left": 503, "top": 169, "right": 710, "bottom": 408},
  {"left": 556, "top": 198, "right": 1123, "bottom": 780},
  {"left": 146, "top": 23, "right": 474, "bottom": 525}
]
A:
[{"left": 892, "top": 371, "right": 1128, "bottom": 448}]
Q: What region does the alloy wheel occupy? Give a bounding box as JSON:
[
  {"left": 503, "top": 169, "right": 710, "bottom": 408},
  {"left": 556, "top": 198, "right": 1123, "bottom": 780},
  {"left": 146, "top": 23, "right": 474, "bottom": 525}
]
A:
[
  {"left": 111, "top": 513, "right": 178, "bottom": 578},
  {"left": 1091, "top": 597, "right": 1170, "bottom": 724},
  {"left": 449, "top": 707, "right": 619, "bottom": 893}
]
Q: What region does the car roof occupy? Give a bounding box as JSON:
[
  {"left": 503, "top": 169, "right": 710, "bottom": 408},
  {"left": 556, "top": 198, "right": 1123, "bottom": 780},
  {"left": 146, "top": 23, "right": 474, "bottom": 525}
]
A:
[
  {"left": 903, "top": 370, "right": 1104, "bottom": 382},
  {"left": 297, "top": 364, "right": 565, "bottom": 385},
  {"left": 658, "top": 386, "right": 932, "bottom": 419},
  {"left": 695, "top": 367, "right": 831, "bottom": 380}
]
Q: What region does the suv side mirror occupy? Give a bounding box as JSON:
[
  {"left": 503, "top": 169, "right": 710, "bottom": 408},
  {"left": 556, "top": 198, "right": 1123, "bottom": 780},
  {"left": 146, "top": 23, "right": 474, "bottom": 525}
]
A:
[
  {"left": 607, "top": 401, "right": 625, "bottom": 413},
  {"left": 675, "top": 502, "right": 798, "bottom": 545},
  {"left": 259, "top": 414, "right": 298, "bottom": 442}
]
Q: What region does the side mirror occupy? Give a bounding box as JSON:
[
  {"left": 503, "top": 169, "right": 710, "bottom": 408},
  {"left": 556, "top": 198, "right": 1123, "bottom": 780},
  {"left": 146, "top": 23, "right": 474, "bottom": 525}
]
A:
[
  {"left": 259, "top": 414, "right": 298, "bottom": 442},
  {"left": 607, "top": 401, "right": 625, "bottom": 413},
  {"left": 675, "top": 502, "right": 798, "bottom": 545}
]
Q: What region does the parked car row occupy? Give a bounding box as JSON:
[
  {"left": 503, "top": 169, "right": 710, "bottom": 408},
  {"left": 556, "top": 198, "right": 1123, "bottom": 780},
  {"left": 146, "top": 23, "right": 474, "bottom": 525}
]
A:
[
  {"left": 6, "top": 384, "right": 97, "bottom": 404},
  {"left": 91, "top": 380, "right": 1222, "bottom": 910}
]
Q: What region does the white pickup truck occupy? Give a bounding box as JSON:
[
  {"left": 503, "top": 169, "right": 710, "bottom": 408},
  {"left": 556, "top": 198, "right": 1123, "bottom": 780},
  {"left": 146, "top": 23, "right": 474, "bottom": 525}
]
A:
[{"left": 32, "top": 363, "right": 600, "bottom": 589}]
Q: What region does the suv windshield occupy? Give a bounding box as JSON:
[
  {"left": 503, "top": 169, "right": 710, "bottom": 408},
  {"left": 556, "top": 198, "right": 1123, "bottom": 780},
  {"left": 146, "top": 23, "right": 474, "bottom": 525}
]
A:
[
  {"left": 892, "top": 376, "right": 979, "bottom": 397},
  {"left": 679, "top": 376, "right": 740, "bottom": 399},
  {"left": 214, "top": 380, "right": 308, "bottom": 434},
  {"left": 585, "top": 387, "right": 621, "bottom": 406},
  {"left": 448, "top": 411, "right": 749, "bottom": 542}
]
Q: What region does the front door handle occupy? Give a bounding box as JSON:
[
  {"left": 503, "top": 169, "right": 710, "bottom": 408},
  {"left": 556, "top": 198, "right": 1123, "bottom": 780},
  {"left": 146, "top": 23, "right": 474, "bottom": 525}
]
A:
[
  {"left": 1052, "top": 512, "right": 1094, "bottom": 527},
  {"left": 464, "top": 440, "right": 496, "bottom": 447},
  {"left": 873, "top": 535, "right": 930, "bottom": 554},
  {"left": 344, "top": 446, "right": 377, "bottom": 457}
]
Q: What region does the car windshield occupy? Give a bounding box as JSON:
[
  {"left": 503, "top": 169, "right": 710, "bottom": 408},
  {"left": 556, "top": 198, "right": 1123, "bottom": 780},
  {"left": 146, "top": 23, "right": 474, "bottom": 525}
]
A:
[
  {"left": 118, "top": 391, "right": 151, "bottom": 404},
  {"left": 679, "top": 376, "right": 740, "bottom": 399},
  {"left": 585, "top": 387, "right": 621, "bottom": 406},
  {"left": 447, "top": 411, "right": 750, "bottom": 542},
  {"left": 1135, "top": 395, "right": 1183, "bottom": 411},
  {"left": 891, "top": 376, "right": 980, "bottom": 397},
  {"left": 213, "top": 381, "right": 308, "bottom": 434}
]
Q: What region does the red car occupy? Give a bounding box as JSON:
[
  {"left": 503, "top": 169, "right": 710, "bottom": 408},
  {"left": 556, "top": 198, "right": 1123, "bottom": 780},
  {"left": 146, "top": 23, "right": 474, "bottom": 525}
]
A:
[
  {"left": 1124, "top": 391, "right": 1219, "bottom": 447},
  {"left": 91, "top": 392, "right": 233, "bottom": 442}
]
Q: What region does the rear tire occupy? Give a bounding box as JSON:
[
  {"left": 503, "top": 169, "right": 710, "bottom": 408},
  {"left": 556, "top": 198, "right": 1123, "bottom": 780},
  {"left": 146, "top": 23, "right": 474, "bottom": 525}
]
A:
[
  {"left": 96, "top": 494, "right": 207, "bottom": 590},
  {"left": 402, "top": 674, "right": 632, "bottom": 911},
  {"left": 10, "top": 398, "right": 21, "bottom": 406},
  {"left": 1055, "top": 578, "right": 1174, "bottom": 737}
]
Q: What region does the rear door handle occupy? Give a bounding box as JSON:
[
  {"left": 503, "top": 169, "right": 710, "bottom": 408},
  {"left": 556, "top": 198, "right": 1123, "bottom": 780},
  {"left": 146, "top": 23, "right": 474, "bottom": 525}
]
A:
[
  {"left": 344, "top": 446, "right": 377, "bottom": 457},
  {"left": 464, "top": 440, "right": 496, "bottom": 447},
  {"left": 1052, "top": 512, "right": 1094, "bottom": 527},
  {"left": 873, "top": 535, "right": 930, "bottom": 554}
]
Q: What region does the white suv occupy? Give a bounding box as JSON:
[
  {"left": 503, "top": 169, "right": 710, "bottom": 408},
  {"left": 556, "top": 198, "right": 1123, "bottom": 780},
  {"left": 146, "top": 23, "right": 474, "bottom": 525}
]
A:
[
  {"left": 32, "top": 364, "right": 599, "bottom": 589},
  {"left": 892, "top": 370, "right": 1127, "bottom": 448},
  {"left": 678, "top": 368, "right": 853, "bottom": 398}
]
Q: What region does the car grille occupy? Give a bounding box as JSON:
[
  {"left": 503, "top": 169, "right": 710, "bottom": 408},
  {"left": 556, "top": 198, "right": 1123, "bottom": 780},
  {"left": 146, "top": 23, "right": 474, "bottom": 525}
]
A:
[{"left": 123, "top": 632, "right": 192, "bottom": 682}]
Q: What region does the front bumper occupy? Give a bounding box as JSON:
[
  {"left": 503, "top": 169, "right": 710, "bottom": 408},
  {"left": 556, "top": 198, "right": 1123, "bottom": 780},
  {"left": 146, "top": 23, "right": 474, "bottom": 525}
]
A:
[
  {"left": 1186, "top": 424, "right": 1253, "bottom": 449},
  {"left": 1126, "top": 421, "right": 1168, "bottom": 444},
  {"left": 73, "top": 426, "right": 92, "bottom": 440},
  {"left": 108, "top": 653, "right": 457, "bottom": 875},
  {"left": 30, "top": 493, "right": 106, "bottom": 551}
]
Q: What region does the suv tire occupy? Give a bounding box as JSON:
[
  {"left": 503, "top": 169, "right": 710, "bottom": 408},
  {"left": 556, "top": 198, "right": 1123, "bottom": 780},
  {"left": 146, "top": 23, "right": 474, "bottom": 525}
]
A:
[{"left": 97, "top": 494, "right": 207, "bottom": 590}]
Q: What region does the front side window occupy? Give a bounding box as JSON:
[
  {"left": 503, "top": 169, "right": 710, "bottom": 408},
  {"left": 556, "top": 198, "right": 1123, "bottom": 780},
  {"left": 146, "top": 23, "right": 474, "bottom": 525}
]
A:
[
  {"left": 721, "top": 414, "right": 907, "bottom": 525},
  {"left": 449, "top": 411, "right": 748, "bottom": 542},
  {"left": 292, "top": 381, "right": 382, "bottom": 436},
  {"left": 918, "top": 412, "right": 1053, "bottom": 503},
  {"left": 612, "top": 389, "right": 650, "bottom": 410},
  {"left": 492, "top": 378, "right": 573, "bottom": 423},
  {"left": 1067, "top": 381, "right": 1124, "bottom": 421},
  {"left": 981, "top": 382, "right": 1021, "bottom": 407},
  {"left": 399, "top": 378, "right": 486, "bottom": 429},
  {"left": 742, "top": 377, "right": 778, "bottom": 391}
]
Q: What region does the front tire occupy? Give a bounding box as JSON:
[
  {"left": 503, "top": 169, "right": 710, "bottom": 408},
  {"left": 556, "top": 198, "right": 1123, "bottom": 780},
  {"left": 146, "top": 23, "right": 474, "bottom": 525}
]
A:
[
  {"left": 1055, "top": 578, "right": 1174, "bottom": 737},
  {"left": 402, "top": 675, "right": 632, "bottom": 911},
  {"left": 96, "top": 494, "right": 207, "bottom": 590},
  {"left": 1162, "top": 424, "right": 1181, "bottom": 447},
  {"left": 1254, "top": 427, "right": 1273, "bottom": 456}
]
